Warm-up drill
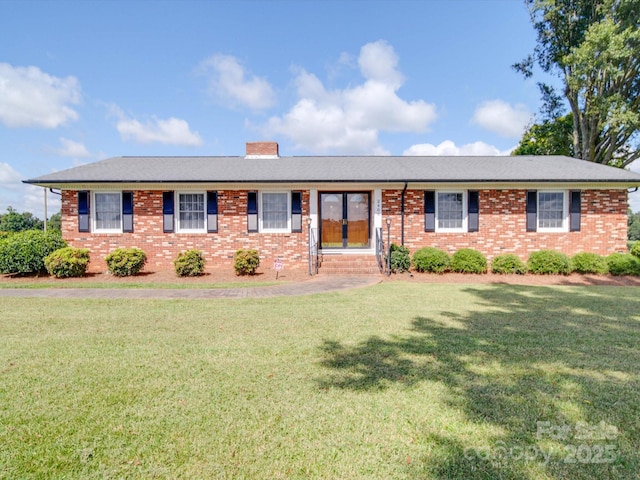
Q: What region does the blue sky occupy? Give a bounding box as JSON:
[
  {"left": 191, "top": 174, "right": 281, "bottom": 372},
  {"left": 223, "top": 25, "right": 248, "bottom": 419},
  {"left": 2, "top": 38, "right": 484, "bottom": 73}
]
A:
[{"left": 1, "top": 0, "right": 637, "bottom": 216}]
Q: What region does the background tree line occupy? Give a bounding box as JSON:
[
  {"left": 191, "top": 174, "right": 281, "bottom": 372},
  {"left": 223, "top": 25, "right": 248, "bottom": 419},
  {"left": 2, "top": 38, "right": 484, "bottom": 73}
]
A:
[{"left": 0, "top": 207, "right": 61, "bottom": 232}]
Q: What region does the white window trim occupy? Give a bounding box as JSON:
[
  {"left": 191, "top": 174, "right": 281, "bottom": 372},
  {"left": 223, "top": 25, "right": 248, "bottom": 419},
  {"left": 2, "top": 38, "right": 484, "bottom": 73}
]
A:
[
  {"left": 92, "top": 191, "right": 122, "bottom": 233},
  {"left": 435, "top": 191, "right": 467, "bottom": 233},
  {"left": 176, "top": 191, "right": 207, "bottom": 234},
  {"left": 259, "top": 191, "right": 291, "bottom": 233},
  {"left": 537, "top": 190, "right": 568, "bottom": 233}
]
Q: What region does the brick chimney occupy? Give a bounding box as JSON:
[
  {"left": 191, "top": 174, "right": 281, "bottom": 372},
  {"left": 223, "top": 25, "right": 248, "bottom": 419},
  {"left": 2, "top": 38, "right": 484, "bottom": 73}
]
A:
[{"left": 245, "top": 141, "right": 279, "bottom": 158}]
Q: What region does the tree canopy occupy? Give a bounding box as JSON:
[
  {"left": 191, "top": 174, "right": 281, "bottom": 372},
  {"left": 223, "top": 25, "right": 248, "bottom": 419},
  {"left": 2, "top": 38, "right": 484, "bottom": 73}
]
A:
[
  {"left": 0, "top": 207, "right": 61, "bottom": 232},
  {"left": 512, "top": 114, "right": 574, "bottom": 156},
  {"left": 515, "top": 0, "right": 640, "bottom": 167},
  {"left": 0, "top": 207, "right": 43, "bottom": 232}
]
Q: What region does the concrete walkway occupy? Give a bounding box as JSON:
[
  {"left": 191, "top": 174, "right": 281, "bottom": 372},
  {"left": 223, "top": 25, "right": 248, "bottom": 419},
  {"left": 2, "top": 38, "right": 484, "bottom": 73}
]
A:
[{"left": 0, "top": 275, "right": 381, "bottom": 300}]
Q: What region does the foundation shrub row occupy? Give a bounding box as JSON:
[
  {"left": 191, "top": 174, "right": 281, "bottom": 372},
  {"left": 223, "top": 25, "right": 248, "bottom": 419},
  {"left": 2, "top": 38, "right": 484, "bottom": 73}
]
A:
[
  {"left": 408, "top": 244, "right": 640, "bottom": 276},
  {"left": 3, "top": 237, "right": 640, "bottom": 278}
]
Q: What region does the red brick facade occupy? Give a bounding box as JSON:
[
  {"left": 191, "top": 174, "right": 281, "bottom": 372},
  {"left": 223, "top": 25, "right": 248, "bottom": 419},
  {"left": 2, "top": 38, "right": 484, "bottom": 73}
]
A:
[
  {"left": 62, "top": 189, "right": 310, "bottom": 272},
  {"left": 383, "top": 189, "right": 628, "bottom": 259},
  {"left": 62, "top": 188, "right": 628, "bottom": 272}
]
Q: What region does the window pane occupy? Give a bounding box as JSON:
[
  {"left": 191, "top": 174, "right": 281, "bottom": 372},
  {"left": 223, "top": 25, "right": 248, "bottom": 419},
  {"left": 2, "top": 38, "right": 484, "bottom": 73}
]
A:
[
  {"left": 437, "top": 192, "right": 463, "bottom": 229},
  {"left": 179, "top": 193, "right": 204, "bottom": 230},
  {"left": 262, "top": 193, "right": 288, "bottom": 229},
  {"left": 538, "top": 192, "right": 564, "bottom": 229},
  {"left": 95, "top": 193, "right": 121, "bottom": 230}
]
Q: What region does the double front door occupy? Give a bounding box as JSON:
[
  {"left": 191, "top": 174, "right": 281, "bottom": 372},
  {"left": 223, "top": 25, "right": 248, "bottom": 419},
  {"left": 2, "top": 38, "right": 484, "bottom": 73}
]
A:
[{"left": 320, "top": 192, "right": 370, "bottom": 249}]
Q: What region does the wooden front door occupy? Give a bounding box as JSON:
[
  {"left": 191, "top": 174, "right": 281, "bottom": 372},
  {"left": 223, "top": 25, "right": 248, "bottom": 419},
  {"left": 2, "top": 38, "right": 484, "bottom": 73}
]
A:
[{"left": 320, "top": 192, "right": 370, "bottom": 249}]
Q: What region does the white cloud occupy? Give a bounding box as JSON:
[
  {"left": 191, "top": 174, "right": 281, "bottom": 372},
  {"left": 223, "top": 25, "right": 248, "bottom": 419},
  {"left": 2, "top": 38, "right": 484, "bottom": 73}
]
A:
[
  {"left": 50, "top": 137, "right": 92, "bottom": 158},
  {"left": 198, "top": 54, "right": 276, "bottom": 110},
  {"left": 264, "top": 40, "right": 437, "bottom": 154},
  {"left": 0, "top": 164, "right": 58, "bottom": 218},
  {"left": 116, "top": 116, "right": 203, "bottom": 146},
  {"left": 403, "top": 140, "right": 513, "bottom": 156},
  {"left": 358, "top": 40, "right": 404, "bottom": 88},
  {"left": 0, "top": 162, "right": 22, "bottom": 184},
  {"left": 472, "top": 99, "right": 532, "bottom": 138},
  {"left": 0, "top": 63, "right": 81, "bottom": 128}
]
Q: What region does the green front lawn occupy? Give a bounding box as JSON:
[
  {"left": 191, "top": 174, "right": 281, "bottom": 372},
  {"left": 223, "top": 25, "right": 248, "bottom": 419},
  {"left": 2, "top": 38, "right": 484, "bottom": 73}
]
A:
[{"left": 1, "top": 283, "right": 639, "bottom": 479}]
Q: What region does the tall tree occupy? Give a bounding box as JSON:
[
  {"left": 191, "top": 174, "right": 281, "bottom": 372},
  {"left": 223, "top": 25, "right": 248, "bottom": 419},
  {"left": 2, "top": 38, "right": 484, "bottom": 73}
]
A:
[{"left": 515, "top": 0, "right": 640, "bottom": 167}]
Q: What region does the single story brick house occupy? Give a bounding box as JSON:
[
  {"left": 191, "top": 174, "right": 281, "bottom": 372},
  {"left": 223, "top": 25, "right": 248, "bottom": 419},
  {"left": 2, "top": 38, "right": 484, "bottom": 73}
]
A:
[{"left": 25, "top": 141, "right": 640, "bottom": 274}]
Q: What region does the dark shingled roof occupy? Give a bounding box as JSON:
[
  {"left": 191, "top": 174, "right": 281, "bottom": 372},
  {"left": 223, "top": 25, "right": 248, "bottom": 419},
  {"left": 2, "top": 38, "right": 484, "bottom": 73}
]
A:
[{"left": 24, "top": 154, "right": 640, "bottom": 185}]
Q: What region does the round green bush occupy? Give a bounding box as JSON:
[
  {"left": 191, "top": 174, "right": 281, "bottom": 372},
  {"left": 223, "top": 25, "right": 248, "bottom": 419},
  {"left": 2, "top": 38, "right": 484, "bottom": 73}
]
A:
[
  {"left": 105, "top": 247, "right": 147, "bottom": 276},
  {"left": 44, "top": 247, "right": 90, "bottom": 278},
  {"left": 491, "top": 254, "right": 527, "bottom": 274},
  {"left": 0, "top": 230, "right": 67, "bottom": 274},
  {"left": 450, "top": 248, "right": 487, "bottom": 274},
  {"left": 174, "top": 249, "right": 206, "bottom": 277},
  {"left": 571, "top": 252, "right": 609, "bottom": 275},
  {"left": 389, "top": 244, "right": 410, "bottom": 273},
  {"left": 234, "top": 249, "right": 260, "bottom": 275},
  {"left": 606, "top": 253, "right": 640, "bottom": 276},
  {"left": 527, "top": 250, "right": 573, "bottom": 275},
  {"left": 630, "top": 241, "right": 640, "bottom": 259},
  {"left": 412, "top": 247, "right": 450, "bottom": 273}
]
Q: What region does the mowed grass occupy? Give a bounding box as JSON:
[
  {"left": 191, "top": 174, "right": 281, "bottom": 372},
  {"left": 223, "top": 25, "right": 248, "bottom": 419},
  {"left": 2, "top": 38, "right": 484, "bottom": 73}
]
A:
[{"left": 1, "top": 283, "right": 639, "bottom": 479}]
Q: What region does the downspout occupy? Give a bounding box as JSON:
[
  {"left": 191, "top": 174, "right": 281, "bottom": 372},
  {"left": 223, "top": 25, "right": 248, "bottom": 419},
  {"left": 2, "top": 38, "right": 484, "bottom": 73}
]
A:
[
  {"left": 401, "top": 182, "right": 408, "bottom": 246},
  {"left": 47, "top": 189, "right": 62, "bottom": 232}
]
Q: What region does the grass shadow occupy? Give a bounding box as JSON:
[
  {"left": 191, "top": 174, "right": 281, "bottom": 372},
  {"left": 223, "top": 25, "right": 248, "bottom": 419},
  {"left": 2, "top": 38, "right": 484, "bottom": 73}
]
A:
[{"left": 318, "top": 285, "right": 640, "bottom": 479}]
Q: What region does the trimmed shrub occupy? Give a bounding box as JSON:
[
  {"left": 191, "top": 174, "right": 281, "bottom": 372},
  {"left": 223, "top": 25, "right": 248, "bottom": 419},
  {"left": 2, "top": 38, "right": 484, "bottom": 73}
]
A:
[
  {"left": 412, "top": 247, "right": 450, "bottom": 273},
  {"left": 630, "top": 241, "right": 640, "bottom": 259},
  {"left": 571, "top": 252, "right": 609, "bottom": 275},
  {"left": 0, "top": 230, "right": 67, "bottom": 274},
  {"left": 491, "top": 254, "right": 527, "bottom": 274},
  {"left": 527, "top": 250, "right": 573, "bottom": 275},
  {"left": 234, "top": 249, "right": 260, "bottom": 275},
  {"left": 389, "top": 244, "right": 410, "bottom": 273},
  {"left": 0, "top": 231, "right": 13, "bottom": 241},
  {"left": 174, "top": 249, "right": 206, "bottom": 277},
  {"left": 450, "top": 248, "right": 487, "bottom": 274},
  {"left": 105, "top": 247, "right": 147, "bottom": 277},
  {"left": 606, "top": 253, "right": 640, "bottom": 276},
  {"left": 44, "top": 247, "right": 90, "bottom": 278}
]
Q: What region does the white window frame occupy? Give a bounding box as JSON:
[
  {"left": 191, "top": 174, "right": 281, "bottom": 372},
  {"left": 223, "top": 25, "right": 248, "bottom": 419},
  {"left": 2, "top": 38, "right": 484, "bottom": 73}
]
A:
[
  {"left": 92, "top": 191, "right": 122, "bottom": 233},
  {"left": 537, "top": 190, "right": 568, "bottom": 233},
  {"left": 259, "top": 191, "right": 291, "bottom": 233},
  {"left": 436, "top": 191, "right": 467, "bottom": 233},
  {"left": 176, "top": 191, "right": 207, "bottom": 233}
]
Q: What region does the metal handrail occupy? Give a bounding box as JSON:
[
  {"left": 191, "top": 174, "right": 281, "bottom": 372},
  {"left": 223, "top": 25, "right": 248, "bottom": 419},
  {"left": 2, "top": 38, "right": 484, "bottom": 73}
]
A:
[
  {"left": 375, "top": 227, "right": 386, "bottom": 274},
  {"left": 308, "top": 227, "right": 319, "bottom": 275}
]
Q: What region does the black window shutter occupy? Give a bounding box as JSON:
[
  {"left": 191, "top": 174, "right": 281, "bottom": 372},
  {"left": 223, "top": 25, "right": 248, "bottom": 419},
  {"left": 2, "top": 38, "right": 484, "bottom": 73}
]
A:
[
  {"left": 291, "top": 191, "right": 302, "bottom": 232},
  {"left": 163, "top": 191, "right": 174, "bottom": 233},
  {"left": 247, "top": 192, "right": 258, "bottom": 232},
  {"left": 122, "top": 192, "right": 134, "bottom": 233},
  {"left": 78, "top": 191, "right": 90, "bottom": 232},
  {"left": 424, "top": 191, "right": 435, "bottom": 232},
  {"left": 207, "top": 191, "right": 218, "bottom": 233},
  {"left": 569, "top": 190, "right": 581, "bottom": 232},
  {"left": 526, "top": 190, "right": 537, "bottom": 232},
  {"left": 468, "top": 191, "right": 479, "bottom": 232}
]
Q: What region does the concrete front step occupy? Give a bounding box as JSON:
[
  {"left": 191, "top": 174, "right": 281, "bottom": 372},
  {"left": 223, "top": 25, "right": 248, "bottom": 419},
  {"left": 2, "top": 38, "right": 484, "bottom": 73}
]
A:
[{"left": 318, "top": 254, "right": 383, "bottom": 275}]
